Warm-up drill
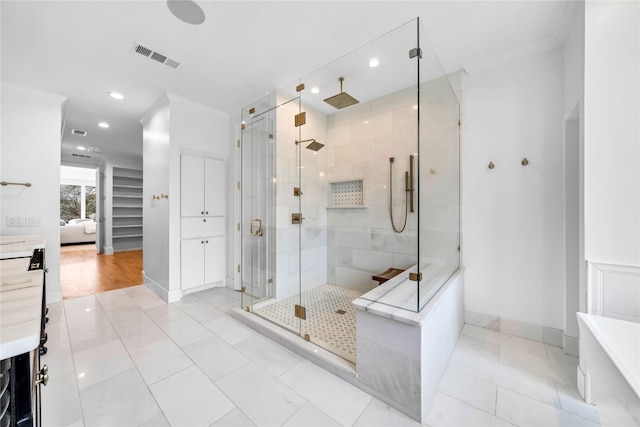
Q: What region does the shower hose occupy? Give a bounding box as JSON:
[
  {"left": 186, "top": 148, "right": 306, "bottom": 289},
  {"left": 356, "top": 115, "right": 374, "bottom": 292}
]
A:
[{"left": 389, "top": 158, "right": 408, "bottom": 233}]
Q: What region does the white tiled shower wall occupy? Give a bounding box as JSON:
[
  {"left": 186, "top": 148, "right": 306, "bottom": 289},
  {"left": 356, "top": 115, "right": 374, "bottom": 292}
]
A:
[
  {"left": 273, "top": 75, "right": 460, "bottom": 298},
  {"left": 325, "top": 86, "right": 419, "bottom": 293},
  {"left": 274, "top": 96, "right": 328, "bottom": 300}
]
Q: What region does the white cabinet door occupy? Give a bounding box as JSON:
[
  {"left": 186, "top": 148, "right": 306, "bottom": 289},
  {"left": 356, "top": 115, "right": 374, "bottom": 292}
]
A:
[
  {"left": 181, "top": 154, "right": 204, "bottom": 217},
  {"left": 204, "top": 158, "right": 225, "bottom": 216},
  {"left": 204, "top": 236, "right": 225, "bottom": 285},
  {"left": 181, "top": 238, "right": 205, "bottom": 290}
]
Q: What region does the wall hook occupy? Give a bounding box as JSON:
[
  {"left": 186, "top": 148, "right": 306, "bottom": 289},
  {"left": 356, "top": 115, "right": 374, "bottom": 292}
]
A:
[
  {"left": 152, "top": 195, "right": 160, "bottom": 200},
  {"left": 161, "top": 194, "right": 169, "bottom": 199},
  {"left": 521, "top": 158, "right": 529, "bottom": 166},
  {"left": 488, "top": 162, "right": 495, "bottom": 170}
]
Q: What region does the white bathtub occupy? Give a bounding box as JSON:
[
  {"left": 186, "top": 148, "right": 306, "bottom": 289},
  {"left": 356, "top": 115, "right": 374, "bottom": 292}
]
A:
[{"left": 577, "top": 312, "right": 640, "bottom": 424}]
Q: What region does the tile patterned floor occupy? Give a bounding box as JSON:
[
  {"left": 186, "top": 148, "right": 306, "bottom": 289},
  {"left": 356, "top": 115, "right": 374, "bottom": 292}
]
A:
[
  {"left": 254, "top": 284, "right": 362, "bottom": 362},
  {"left": 41, "top": 285, "right": 613, "bottom": 426}
]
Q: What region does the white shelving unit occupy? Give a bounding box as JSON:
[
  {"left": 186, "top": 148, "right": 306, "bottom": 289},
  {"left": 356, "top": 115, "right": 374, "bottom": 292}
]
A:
[{"left": 112, "top": 167, "right": 143, "bottom": 252}]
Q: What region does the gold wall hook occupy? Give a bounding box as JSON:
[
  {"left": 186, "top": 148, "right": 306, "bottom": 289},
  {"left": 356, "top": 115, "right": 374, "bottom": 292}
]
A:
[
  {"left": 488, "top": 162, "right": 495, "bottom": 170},
  {"left": 521, "top": 158, "right": 529, "bottom": 166},
  {"left": 152, "top": 195, "right": 160, "bottom": 200},
  {"left": 161, "top": 194, "right": 169, "bottom": 199}
]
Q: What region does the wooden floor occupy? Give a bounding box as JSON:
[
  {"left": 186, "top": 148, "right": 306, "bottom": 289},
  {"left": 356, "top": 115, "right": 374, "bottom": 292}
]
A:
[{"left": 60, "top": 244, "right": 143, "bottom": 299}]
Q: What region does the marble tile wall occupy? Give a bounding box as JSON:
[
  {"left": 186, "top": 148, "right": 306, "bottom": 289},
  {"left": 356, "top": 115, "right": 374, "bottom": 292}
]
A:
[{"left": 324, "top": 86, "right": 420, "bottom": 293}]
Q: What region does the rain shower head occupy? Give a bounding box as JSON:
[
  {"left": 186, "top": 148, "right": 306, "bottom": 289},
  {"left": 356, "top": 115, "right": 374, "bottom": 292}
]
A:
[
  {"left": 323, "top": 77, "right": 359, "bottom": 110},
  {"left": 295, "top": 138, "right": 325, "bottom": 152}
]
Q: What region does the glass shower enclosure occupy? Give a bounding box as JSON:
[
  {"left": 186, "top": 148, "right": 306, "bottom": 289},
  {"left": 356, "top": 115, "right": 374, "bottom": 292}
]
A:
[{"left": 240, "top": 18, "right": 461, "bottom": 363}]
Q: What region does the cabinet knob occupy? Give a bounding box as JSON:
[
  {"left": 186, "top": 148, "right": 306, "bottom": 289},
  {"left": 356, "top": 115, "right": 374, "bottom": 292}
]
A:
[
  {"left": 201, "top": 211, "right": 204, "bottom": 215},
  {"left": 201, "top": 241, "right": 204, "bottom": 244},
  {"left": 205, "top": 240, "right": 209, "bottom": 243},
  {"left": 203, "top": 219, "right": 207, "bottom": 222},
  {"left": 205, "top": 211, "right": 208, "bottom": 214}
]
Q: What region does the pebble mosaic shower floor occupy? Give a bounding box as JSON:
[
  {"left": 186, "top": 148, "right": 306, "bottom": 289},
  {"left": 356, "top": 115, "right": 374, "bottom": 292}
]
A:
[{"left": 253, "top": 284, "right": 363, "bottom": 363}]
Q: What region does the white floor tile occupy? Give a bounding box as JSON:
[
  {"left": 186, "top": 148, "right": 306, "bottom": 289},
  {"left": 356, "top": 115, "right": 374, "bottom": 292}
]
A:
[
  {"left": 279, "top": 360, "right": 372, "bottom": 426},
  {"left": 182, "top": 335, "right": 250, "bottom": 382},
  {"left": 130, "top": 292, "right": 167, "bottom": 312},
  {"left": 95, "top": 288, "right": 137, "bottom": 312},
  {"left": 128, "top": 337, "right": 193, "bottom": 385},
  {"left": 174, "top": 299, "right": 227, "bottom": 323},
  {"left": 426, "top": 392, "right": 513, "bottom": 426},
  {"left": 145, "top": 303, "right": 189, "bottom": 326},
  {"left": 438, "top": 367, "right": 497, "bottom": 414},
  {"left": 150, "top": 365, "right": 235, "bottom": 427},
  {"left": 46, "top": 301, "right": 66, "bottom": 325},
  {"left": 73, "top": 339, "right": 134, "bottom": 390},
  {"left": 283, "top": 402, "right": 341, "bottom": 427},
  {"left": 216, "top": 362, "right": 306, "bottom": 426},
  {"left": 353, "top": 398, "right": 421, "bottom": 427},
  {"left": 138, "top": 413, "right": 171, "bottom": 427},
  {"left": 545, "top": 344, "right": 579, "bottom": 366},
  {"left": 496, "top": 387, "right": 600, "bottom": 426},
  {"left": 234, "top": 334, "right": 303, "bottom": 377},
  {"left": 41, "top": 371, "right": 83, "bottom": 427},
  {"left": 203, "top": 316, "right": 257, "bottom": 346},
  {"left": 116, "top": 316, "right": 169, "bottom": 351},
  {"left": 158, "top": 316, "right": 213, "bottom": 347},
  {"left": 80, "top": 368, "right": 161, "bottom": 426},
  {"left": 210, "top": 408, "right": 257, "bottom": 427},
  {"left": 554, "top": 381, "right": 601, "bottom": 423},
  {"left": 499, "top": 346, "right": 576, "bottom": 386},
  {"left": 66, "top": 304, "right": 119, "bottom": 353},
  {"left": 450, "top": 349, "right": 561, "bottom": 408}
]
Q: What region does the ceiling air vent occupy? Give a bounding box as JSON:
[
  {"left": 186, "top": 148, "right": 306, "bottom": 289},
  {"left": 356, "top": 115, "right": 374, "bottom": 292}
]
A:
[
  {"left": 132, "top": 42, "right": 180, "bottom": 70},
  {"left": 71, "top": 153, "right": 92, "bottom": 159},
  {"left": 71, "top": 129, "right": 87, "bottom": 136}
]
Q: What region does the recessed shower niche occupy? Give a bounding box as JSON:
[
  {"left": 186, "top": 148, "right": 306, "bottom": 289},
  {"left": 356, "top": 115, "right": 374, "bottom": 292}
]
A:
[
  {"left": 328, "top": 179, "right": 364, "bottom": 208},
  {"left": 234, "top": 17, "right": 463, "bottom": 423}
]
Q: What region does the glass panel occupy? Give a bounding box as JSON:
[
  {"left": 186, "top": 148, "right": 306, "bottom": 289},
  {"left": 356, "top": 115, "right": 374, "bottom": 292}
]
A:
[
  {"left": 292, "top": 19, "right": 418, "bottom": 360},
  {"left": 417, "top": 20, "right": 461, "bottom": 311},
  {"left": 86, "top": 185, "right": 96, "bottom": 220},
  {"left": 240, "top": 97, "right": 277, "bottom": 315}
]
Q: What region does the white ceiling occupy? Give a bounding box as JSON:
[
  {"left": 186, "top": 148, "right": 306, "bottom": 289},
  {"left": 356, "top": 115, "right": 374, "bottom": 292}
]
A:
[{"left": 0, "top": 0, "right": 575, "bottom": 161}]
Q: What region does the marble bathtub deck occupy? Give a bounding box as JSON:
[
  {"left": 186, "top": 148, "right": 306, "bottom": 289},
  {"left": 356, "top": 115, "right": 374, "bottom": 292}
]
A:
[{"left": 41, "top": 285, "right": 614, "bottom": 426}]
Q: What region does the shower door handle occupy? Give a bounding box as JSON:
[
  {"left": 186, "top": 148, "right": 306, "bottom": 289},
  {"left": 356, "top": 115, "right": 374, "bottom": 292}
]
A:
[{"left": 250, "top": 218, "right": 263, "bottom": 237}]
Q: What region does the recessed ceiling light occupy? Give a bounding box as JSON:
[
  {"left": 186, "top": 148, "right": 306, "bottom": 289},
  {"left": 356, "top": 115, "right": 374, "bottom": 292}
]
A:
[
  {"left": 369, "top": 58, "right": 380, "bottom": 68},
  {"left": 167, "top": 0, "right": 206, "bottom": 25},
  {"left": 108, "top": 91, "right": 124, "bottom": 100},
  {"left": 77, "top": 146, "right": 86, "bottom": 150},
  {"left": 98, "top": 122, "right": 110, "bottom": 128},
  {"left": 311, "top": 87, "right": 320, "bottom": 94}
]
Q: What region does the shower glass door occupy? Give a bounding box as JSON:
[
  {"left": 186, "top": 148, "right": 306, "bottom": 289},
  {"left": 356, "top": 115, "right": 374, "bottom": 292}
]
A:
[{"left": 240, "top": 111, "right": 274, "bottom": 310}]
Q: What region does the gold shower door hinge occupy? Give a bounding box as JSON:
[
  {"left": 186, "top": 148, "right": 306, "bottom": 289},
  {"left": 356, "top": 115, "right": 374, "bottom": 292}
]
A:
[
  {"left": 237, "top": 140, "right": 240, "bottom": 148},
  {"left": 294, "top": 304, "right": 307, "bottom": 320},
  {"left": 241, "top": 123, "right": 246, "bottom": 130},
  {"left": 294, "top": 112, "right": 306, "bottom": 127},
  {"left": 237, "top": 181, "right": 240, "bottom": 190},
  {"left": 241, "top": 286, "right": 245, "bottom": 292},
  {"left": 237, "top": 265, "right": 241, "bottom": 273},
  {"left": 409, "top": 272, "right": 422, "bottom": 282},
  {"left": 296, "top": 83, "right": 305, "bottom": 92},
  {"left": 249, "top": 107, "right": 255, "bottom": 114},
  {"left": 237, "top": 223, "right": 240, "bottom": 231}
]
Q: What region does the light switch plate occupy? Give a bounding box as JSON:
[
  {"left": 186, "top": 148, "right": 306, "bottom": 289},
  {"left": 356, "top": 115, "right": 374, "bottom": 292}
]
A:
[{"left": 26, "top": 217, "right": 40, "bottom": 227}]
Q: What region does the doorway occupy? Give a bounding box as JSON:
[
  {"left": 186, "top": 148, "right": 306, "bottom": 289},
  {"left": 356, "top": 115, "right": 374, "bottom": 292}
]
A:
[{"left": 59, "top": 164, "right": 142, "bottom": 298}]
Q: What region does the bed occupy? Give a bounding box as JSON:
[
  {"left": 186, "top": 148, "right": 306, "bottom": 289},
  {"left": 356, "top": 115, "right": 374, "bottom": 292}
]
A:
[{"left": 60, "top": 219, "right": 96, "bottom": 245}]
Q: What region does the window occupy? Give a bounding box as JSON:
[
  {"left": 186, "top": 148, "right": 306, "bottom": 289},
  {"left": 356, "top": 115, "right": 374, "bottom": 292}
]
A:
[{"left": 60, "top": 184, "right": 96, "bottom": 222}]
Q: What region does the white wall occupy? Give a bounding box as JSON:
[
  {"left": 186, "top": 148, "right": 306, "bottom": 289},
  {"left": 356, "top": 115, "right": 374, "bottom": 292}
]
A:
[
  {"left": 562, "top": 1, "right": 585, "bottom": 348},
  {"left": 142, "top": 95, "right": 174, "bottom": 300},
  {"left": 141, "top": 94, "right": 229, "bottom": 302},
  {"left": 584, "top": 0, "right": 640, "bottom": 267},
  {"left": 463, "top": 47, "right": 565, "bottom": 330},
  {"left": 1, "top": 81, "right": 66, "bottom": 302}
]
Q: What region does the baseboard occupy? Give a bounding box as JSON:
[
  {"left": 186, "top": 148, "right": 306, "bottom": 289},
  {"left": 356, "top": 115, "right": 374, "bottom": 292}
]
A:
[
  {"left": 577, "top": 364, "right": 586, "bottom": 399},
  {"left": 144, "top": 275, "right": 181, "bottom": 303},
  {"left": 563, "top": 332, "right": 579, "bottom": 356},
  {"left": 465, "top": 310, "right": 564, "bottom": 348},
  {"left": 103, "top": 246, "right": 114, "bottom": 255},
  {"left": 47, "top": 288, "right": 62, "bottom": 304}
]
